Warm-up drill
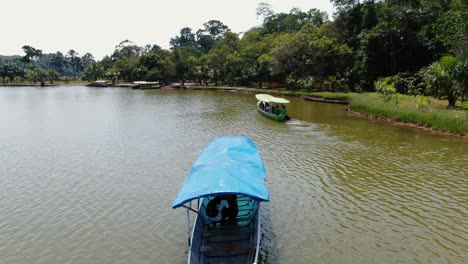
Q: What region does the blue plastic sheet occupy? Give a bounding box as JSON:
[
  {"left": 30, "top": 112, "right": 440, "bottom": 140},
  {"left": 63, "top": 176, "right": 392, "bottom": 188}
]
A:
[{"left": 172, "top": 136, "right": 269, "bottom": 208}]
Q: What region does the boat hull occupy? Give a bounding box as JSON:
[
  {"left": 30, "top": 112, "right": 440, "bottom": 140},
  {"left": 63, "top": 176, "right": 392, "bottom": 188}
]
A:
[
  {"left": 257, "top": 101, "right": 289, "bottom": 121},
  {"left": 139, "top": 85, "right": 161, "bottom": 90},
  {"left": 303, "top": 96, "right": 348, "bottom": 104},
  {"left": 188, "top": 195, "right": 260, "bottom": 264}
]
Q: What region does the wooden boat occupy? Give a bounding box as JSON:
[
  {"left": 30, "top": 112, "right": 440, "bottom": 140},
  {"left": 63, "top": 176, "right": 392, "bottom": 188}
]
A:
[
  {"left": 256, "top": 94, "right": 290, "bottom": 121},
  {"left": 303, "top": 95, "right": 349, "bottom": 105},
  {"left": 172, "top": 136, "right": 269, "bottom": 264}
]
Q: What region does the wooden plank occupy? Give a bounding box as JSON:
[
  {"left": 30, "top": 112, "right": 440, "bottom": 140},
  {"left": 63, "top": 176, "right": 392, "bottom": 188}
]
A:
[
  {"left": 202, "top": 228, "right": 253, "bottom": 237},
  {"left": 200, "top": 245, "right": 254, "bottom": 253}
]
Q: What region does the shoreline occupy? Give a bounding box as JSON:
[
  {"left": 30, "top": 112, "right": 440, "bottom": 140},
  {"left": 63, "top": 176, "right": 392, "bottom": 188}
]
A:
[{"left": 0, "top": 82, "right": 88, "bottom": 87}]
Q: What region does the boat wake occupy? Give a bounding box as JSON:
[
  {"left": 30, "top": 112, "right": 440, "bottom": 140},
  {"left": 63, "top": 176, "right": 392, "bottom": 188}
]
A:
[{"left": 285, "top": 119, "right": 310, "bottom": 126}]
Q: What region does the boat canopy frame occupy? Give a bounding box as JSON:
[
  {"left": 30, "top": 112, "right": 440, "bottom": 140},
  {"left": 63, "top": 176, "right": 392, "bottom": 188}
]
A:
[
  {"left": 172, "top": 136, "right": 269, "bottom": 209},
  {"left": 255, "top": 94, "right": 290, "bottom": 104}
]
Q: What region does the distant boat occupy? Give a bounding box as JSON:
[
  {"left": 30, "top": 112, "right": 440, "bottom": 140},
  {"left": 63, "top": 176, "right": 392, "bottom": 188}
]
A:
[
  {"left": 88, "top": 80, "right": 109, "bottom": 87},
  {"left": 303, "top": 96, "right": 348, "bottom": 105},
  {"left": 132, "top": 81, "right": 161, "bottom": 90},
  {"left": 255, "top": 94, "right": 290, "bottom": 121},
  {"left": 172, "top": 136, "right": 269, "bottom": 264}
]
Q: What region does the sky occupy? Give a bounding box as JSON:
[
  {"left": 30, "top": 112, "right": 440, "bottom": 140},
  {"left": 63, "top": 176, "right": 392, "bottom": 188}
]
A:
[{"left": 1, "top": 0, "right": 335, "bottom": 60}]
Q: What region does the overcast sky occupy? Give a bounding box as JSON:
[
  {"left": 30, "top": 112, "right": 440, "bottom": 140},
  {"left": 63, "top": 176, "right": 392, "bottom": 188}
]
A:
[{"left": 1, "top": 0, "right": 334, "bottom": 60}]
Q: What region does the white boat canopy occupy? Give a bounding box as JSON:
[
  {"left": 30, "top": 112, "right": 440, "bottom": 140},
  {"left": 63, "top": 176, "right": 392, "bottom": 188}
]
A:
[{"left": 255, "top": 94, "right": 290, "bottom": 104}]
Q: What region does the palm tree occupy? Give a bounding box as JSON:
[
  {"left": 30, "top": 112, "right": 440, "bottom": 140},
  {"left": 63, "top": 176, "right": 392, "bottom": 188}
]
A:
[
  {"left": 421, "top": 56, "right": 463, "bottom": 108},
  {"left": 67, "top": 50, "right": 79, "bottom": 78}
]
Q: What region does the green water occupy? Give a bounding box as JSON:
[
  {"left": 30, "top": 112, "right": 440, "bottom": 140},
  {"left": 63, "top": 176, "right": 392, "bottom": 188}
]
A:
[{"left": 0, "top": 86, "right": 466, "bottom": 264}]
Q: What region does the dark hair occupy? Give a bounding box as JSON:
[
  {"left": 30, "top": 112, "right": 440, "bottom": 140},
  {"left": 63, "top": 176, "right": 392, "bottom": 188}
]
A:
[{"left": 206, "top": 197, "right": 221, "bottom": 218}]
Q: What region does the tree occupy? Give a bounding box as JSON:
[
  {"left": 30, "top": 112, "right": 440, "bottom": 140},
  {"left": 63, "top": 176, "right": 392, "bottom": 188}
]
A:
[
  {"left": 140, "top": 49, "right": 175, "bottom": 82},
  {"left": 113, "top": 57, "right": 140, "bottom": 82},
  {"left": 205, "top": 32, "right": 240, "bottom": 85},
  {"left": 421, "top": 56, "right": 464, "bottom": 107},
  {"left": 0, "top": 62, "right": 20, "bottom": 83},
  {"left": 20, "top": 45, "right": 42, "bottom": 69},
  {"left": 305, "top": 36, "right": 353, "bottom": 88},
  {"left": 172, "top": 46, "right": 200, "bottom": 85},
  {"left": 27, "top": 66, "right": 47, "bottom": 87},
  {"left": 237, "top": 28, "right": 278, "bottom": 87},
  {"left": 106, "top": 69, "right": 119, "bottom": 85},
  {"left": 196, "top": 20, "right": 231, "bottom": 53},
  {"left": 256, "top": 2, "right": 274, "bottom": 21},
  {"left": 83, "top": 63, "right": 104, "bottom": 81},
  {"left": 50, "top": 52, "right": 68, "bottom": 74},
  {"left": 47, "top": 69, "right": 59, "bottom": 84},
  {"left": 170, "top": 27, "right": 197, "bottom": 49},
  {"left": 112, "top": 40, "right": 142, "bottom": 60},
  {"left": 110, "top": 40, "right": 143, "bottom": 82},
  {"left": 66, "top": 50, "right": 80, "bottom": 78},
  {"left": 100, "top": 55, "right": 114, "bottom": 70},
  {"left": 81, "top": 53, "right": 95, "bottom": 70},
  {"left": 455, "top": 52, "right": 468, "bottom": 101},
  {"left": 306, "top": 8, "right": 329, "bottom": 28}
]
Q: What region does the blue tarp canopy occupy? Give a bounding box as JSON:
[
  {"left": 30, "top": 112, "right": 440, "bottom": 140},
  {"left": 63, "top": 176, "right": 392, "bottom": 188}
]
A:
[{"left": 172, "top": 136, "right": 269, "bottom": 208}]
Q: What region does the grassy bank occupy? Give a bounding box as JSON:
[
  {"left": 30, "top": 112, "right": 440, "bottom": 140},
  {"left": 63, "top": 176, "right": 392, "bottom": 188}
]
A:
[
  {"left": 301, "top": 91, "right": 467, "bottom": 135},
  {"left": 348, "top": 93, "right": 468, "bottom": 135}
]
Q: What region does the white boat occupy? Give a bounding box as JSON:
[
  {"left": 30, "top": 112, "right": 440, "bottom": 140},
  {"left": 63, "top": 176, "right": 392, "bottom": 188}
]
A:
[{"left": 255, "top": 94, "right": 290, "bottom": 121}]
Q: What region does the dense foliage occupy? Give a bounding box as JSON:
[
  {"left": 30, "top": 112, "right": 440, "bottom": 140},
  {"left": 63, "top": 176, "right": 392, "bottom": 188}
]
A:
[{"left": 1, "top": 1, "right": 466, "bottom": 106}]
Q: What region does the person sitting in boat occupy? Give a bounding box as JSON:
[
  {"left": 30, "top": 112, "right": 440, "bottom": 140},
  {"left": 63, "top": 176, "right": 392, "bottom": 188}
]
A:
[
  {"left": 280, "top": 104, "right": 287, "bottom": 116},
  {"left": 275, "top": 104, "right": 281, "bottom": 115},
  {"left": 225, "top": 194, "right": 238, "bottom": 224},
  {"left": 206, "top": 195, "right": 230, "bottom": 223},
  {"left": 265, "top": 102, "right": 271, "bottom": 113}
]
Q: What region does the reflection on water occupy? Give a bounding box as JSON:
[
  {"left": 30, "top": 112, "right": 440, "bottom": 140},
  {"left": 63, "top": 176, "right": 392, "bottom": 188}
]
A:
[{"left": 0, "top": 86, "right": 466, "bottom": 264}]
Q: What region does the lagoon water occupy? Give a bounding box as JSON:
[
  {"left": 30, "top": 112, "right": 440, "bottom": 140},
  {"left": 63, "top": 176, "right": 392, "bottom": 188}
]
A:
[{"left": 0, "top": 86, "right": 466, "bottom": 264}]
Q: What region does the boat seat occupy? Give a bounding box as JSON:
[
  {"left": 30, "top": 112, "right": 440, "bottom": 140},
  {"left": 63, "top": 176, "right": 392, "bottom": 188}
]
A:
[
  {"left": 199, "top": 245, "right": 254, "bottom": 253},
  {"left": 204, "top": 217, "right": 253, "bottom": 226}
]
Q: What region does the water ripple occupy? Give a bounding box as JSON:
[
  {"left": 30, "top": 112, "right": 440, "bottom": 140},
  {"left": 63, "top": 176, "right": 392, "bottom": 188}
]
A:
[{"left": 0, "top": 87, "right": 466, "bottom": 264}]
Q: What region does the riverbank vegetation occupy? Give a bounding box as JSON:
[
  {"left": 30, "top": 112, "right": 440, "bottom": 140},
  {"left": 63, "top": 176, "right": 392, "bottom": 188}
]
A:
[
  {"left": 1, "top": 1, "right": 466, "bottom": 134},
  {"left": 348, "top": 93, "right": 468, "bottom": 135}
]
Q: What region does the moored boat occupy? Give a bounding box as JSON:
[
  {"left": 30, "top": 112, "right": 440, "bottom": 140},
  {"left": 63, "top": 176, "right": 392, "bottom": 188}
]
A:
[
  {"left": 303, "top": 95, "right": 349, "bottom": 105},
  {"left": 132, "top": 81, "right": 161, "bottom": 89},
  {"left": 172, "top": 136, "right": 269, "bottom": 264},
  {"left": 255, "top": 94, "right": 290, "bottom": 121}
]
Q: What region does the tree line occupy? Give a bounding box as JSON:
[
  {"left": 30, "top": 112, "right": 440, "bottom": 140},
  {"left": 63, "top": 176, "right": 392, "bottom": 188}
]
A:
[
  {"left": 0, "top": 47, "right": 95, "bottom": 86},
  {"left": 1, "top": 0, "right": 466, "bottom": 107}
]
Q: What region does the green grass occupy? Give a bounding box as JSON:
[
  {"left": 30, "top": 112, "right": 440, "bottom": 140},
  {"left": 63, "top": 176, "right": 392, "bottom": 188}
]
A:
[{"left": 349, "top": 93, "right": 468, "bottom": 135}]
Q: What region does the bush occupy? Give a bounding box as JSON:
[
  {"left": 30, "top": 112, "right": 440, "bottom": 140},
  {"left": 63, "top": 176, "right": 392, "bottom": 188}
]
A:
[
  {"left": 286, "top": 75, "right": 315, "bottom": 91},
  {"left": 376, "top": 77, "right": 396, "bottom": 95},
  {"left": 393, "top": 72, "right": 424, "bottom": 95}
]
